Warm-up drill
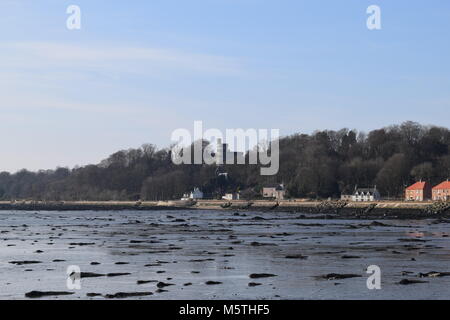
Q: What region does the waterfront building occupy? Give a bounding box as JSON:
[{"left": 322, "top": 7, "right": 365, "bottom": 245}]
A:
[
  {"left": 405, "top": 181, "right": 432, "bottom": 201},
  {"left": 351, "top": 187, "right": 381, "bottom": 202},
  {"left": 432, "top": 180, "right": 450, "bottom": 201},
  {"left": 262, "top": 184, "right": 285, "bottom": 200}
]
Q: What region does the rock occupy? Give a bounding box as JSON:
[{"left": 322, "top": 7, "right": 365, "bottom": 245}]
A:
[
  {"left": 68, "top": 243, "right": 95, "bottom": 246},
  {"left": 189, "top": 259, "right": 215, "bottom": 262},
  {"left": 25, "top": 291, "right": 74, "bottom": 298},
  {"left": 157, "top": 282, "right": 175, "bottom": 288},
  {"left": 250, "top": 242, "right": 275, "bottom": 247},
  {"left": 398, "top": 238, "right": 428, "bottom": 243},
  {"left": 249, "top": 273, "right": 277, "bottom": 279},
  {"left": 9, "top": 261, "right": 42, "bottom": 265},
  {"left": 107, "top": 273, "right": 131, "bottom": 277},
  {"left": 248, "top": 282, "right": 262, "bottom": 287},
  {"left": 137, "top": 280, "right": 157, "bottom": 285},
  {"left": 320, "top": 273, "right": 362, "bottom": 280},
  {"left": 419, "top": 271, "right": 450, "bottom": 278},
  {"left": 104, "top": 292, "right": 153, "bottom": 299},
  {"left": 86, "top": 293, "right": 102, "bottom": 297},
  {"left": 369, "top": 221, "right": 390, "bottom": 227},
  {"left": 252, "top": 216, "right": 266, "bottom": 221},
  {"left": 285, "top": 254, "right": 308, "bottom": 260},
  {"left": 156, "top": 289, "right": 168, "bottom": 293},
  {"left": 398, "top": 279, "right": 428, "bottom": 285},
  {"left": 79, "top": 272, "right": 105, "bottom": 278}
]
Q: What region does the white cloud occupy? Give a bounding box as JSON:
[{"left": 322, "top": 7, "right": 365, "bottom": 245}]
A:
[{"left": 0, "top": 41, "right": 242, "bottom": 76}]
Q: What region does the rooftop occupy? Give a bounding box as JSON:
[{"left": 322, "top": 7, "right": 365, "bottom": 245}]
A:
[
  {"left": 433, "top": 180, "right": 450, "bottom": 190},
  {"left": 406, "top": 181, "right": 428, "bottom": 191}
]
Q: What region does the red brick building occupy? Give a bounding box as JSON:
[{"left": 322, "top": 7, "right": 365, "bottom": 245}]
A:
[
  {"left": 405, "top": 181, "right": 432, "bottom": 201},
  {"left": 432, "top": 180, "right": 450, "bottom": 201}
]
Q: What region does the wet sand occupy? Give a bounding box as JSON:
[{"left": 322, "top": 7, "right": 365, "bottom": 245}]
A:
[{"left": 0, "top": 210, "right": 449, "bottom": 300}]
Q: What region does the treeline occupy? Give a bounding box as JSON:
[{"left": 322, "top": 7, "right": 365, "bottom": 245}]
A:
[{"left": 0, "top": 122, "right": 449, "bottom": 201}]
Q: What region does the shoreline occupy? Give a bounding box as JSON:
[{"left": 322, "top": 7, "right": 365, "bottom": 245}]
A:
[{"left": 0, "top": 200, "right": 449, "bottom": 219}]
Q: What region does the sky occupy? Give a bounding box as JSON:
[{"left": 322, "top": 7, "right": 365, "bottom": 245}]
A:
[{"left": 1, "top": 0, "right": 449, "bottom": 172}]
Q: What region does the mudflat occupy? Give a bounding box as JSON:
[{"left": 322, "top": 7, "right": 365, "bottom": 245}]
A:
[{"left": 0, "top": 210, "right": 449, "bottom": 299}]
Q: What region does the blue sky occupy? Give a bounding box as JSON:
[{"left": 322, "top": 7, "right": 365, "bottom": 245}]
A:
[{"left": 1, "top": 0, "right": 449, "bottom": 172}]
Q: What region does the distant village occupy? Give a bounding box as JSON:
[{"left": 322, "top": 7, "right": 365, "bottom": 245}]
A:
[
  {"left": 180, "top": 138, "right": 450, "bottom": 203},
  {"left": 181, "top": 180, "right": 450, "bottom": 203}
]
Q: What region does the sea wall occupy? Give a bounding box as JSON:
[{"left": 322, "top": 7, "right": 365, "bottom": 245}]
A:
[
  {"left": 0, "top": 200, "right": 449, "bottom": 219},
  {"left": 194, "top": 200, "right": 450, "bottom": 219}
]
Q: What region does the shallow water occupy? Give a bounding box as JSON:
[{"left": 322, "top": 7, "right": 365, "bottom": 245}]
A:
[{"left": 0, "top": 210, "right": 449, "bottom": 300}]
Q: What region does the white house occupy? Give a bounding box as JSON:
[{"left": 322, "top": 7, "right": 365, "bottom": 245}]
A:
[
  {"left": 351, "top": 187, "right": 381, "bottom": 202},
  {"left": 181, "top": 188, "right": 204, "bottom": 200},
  {"left": 222, "top": 193, "right": 240, "bottom": 201}
]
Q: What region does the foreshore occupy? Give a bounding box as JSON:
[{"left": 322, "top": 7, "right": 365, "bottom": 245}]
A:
[
  {"left": 1, "top": 200, "right": 449, "bottom": 219},
  {"left": 3, "top": 208, "right": 450, "bottom": 299}
]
